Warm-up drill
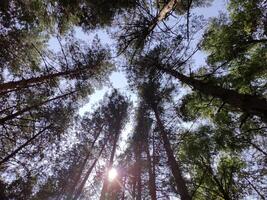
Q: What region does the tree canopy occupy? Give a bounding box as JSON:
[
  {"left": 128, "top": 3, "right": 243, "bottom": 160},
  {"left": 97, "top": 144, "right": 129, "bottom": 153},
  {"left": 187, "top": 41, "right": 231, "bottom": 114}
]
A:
[{"left": 0, "top": 0, "right": 266, "bottom": 199}]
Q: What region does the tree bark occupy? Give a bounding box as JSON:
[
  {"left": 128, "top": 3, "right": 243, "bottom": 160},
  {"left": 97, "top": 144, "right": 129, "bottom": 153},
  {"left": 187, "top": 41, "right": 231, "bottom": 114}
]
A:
[
  {"left": 121, "top": 176, "right": 127, "bottom": 200},
  {"left": 147, "top": 0, "right": 179, "bottom": 33},
  {"left": 0, "top": 125, "right": 52, "bottom": 166},
  {"left": 152, "top": 106, "right": 191, "bottom": 200},
  {"left": 135, "top": 141, "right": 142, "bottom": 200},
  {"left": 159, "top": 67, "right": 267, "bottom": 121},
  {"left": 138, "top": 0, "right": 182, "bottom": 47}
]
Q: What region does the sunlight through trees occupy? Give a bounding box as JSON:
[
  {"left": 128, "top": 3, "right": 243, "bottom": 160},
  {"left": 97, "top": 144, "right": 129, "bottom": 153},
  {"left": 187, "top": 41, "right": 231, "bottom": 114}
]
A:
[
  {"left": 108, "top": 168, "right": 118, "bottom": 182},
  {"left": 0, "top": 0, "right": 266, "bottom": 199}
]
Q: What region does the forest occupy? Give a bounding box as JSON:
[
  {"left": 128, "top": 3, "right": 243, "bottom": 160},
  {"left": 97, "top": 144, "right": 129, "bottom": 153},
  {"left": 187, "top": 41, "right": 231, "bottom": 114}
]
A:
[{"left": 0, "top": 0, "right": 266, "bottom": 199}]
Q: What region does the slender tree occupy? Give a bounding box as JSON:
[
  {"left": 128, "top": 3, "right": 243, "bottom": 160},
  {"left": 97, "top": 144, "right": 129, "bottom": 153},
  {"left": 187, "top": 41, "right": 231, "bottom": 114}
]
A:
[
  {"left": 140, "top": 80, "right": 191, "bottom": 200},
  {"left": 99, "top": 90, "right": 131, "bottom": 200}
]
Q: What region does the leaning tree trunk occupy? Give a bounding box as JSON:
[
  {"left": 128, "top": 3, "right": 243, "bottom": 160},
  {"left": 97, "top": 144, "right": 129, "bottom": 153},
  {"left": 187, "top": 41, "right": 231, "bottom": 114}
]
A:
[
  {"left": 72, "top": 139, "right": 108, "bottom": 200},
  {"left": 152, "top": 106, "right": 191, "bottom": 200},
  {"left": 159, "top": 67, "right": 267, "bottom": 121},
  {"left": 0, "top": 64, "right": 96, "bottom": 93},
  {"left": 0, "top": 91, "right": 76, "bottom": 124},
  {"left": 0, "top": 125, "right": 52, "bottom": 166},
  {"left": 132, "top": 0, "right": 182, "bottom": 50},
  {"left": 66, "top": 125, "right": 104, "bottom": 200},
  {"left": 147, "top": 0, "right": 178, "bottom": 32}
]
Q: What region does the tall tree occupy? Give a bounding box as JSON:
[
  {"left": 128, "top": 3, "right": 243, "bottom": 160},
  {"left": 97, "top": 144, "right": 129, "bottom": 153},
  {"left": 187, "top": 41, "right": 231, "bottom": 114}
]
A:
[
  {"left": 95, "top": 90, "right": 131, "bottom": 200},
  {"left": 140, "top": 80, "right": 191, "bottom": 200},
  {"left": 133, "top": 103, "right": 157, "bottom": 200}
]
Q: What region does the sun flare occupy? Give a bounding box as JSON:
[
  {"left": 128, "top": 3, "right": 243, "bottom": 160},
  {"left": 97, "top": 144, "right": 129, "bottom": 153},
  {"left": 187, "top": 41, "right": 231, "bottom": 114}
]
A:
[{"left": 108, "top": 168, "right": 118, "bottom": 182}]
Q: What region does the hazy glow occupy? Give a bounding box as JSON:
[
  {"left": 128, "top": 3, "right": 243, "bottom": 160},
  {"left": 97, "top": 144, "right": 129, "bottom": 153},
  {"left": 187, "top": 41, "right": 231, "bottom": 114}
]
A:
[{"left": 108, "top": 168, "right": 118, "bottom": 181}]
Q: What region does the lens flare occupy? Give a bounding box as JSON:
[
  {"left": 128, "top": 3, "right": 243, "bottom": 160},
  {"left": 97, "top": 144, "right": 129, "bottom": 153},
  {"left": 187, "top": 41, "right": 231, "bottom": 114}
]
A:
[{"left": 108, "top": 168, "right": 118, "bottom": 182}]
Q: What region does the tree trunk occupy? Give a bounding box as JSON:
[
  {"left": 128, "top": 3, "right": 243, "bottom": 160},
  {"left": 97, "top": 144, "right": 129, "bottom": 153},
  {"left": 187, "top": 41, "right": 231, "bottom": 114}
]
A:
[
  {"left": 204, "top": 162, "right": 231, "bottom": 200},
  {"left": 160, "top": 67, "right": 267, "bottom": 121},
  {"left": 121, "top": 176, "right": 127, "bottom": 200},
  {"left": 100, "top": 133, "right": 120, "bottom": 200},
  {"left": 0, "top": 91, "right": 76, "bottom": 124},
  {"left": 148, "top": 0, "right": 177, "bottom": 30},
  {"left": 0, "top": 65, "right": 95, "bottom": 93},
  {"left": 66, "top": 125, "right": 104, "bottom": 200},
  {"left": 144, "top": 138, "right": 157, "bottom": 200},
  {"left": 0, "top": 125, "right": 52, "bottom": 166},
  {"left": 152, "top": 106, "right": 191, "bottom": 200},
  {"left": 146, "top": 0, "right": 183, "bottom": 37},
  {"left": 72, "top": 140, "right": 108, "bottom": 200},
  {"left": 135, "top": 141, "right": 142, "bottom": 200}
]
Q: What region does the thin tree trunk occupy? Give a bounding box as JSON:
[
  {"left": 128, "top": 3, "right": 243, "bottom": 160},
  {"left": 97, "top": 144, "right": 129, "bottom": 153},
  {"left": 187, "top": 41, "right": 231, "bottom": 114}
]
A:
[
  {"left": 0, "top": 125, "right": 52, "bottom": 166},
  {"left": 72, "top": 140, "right": 108, "bottom": 200},
  {"left": 245, "top": 177, "right": 265, "bottom": 200},
  {"left": 159, "top": 67, "right": 267, "bottom": 121},
  {"left": 128, "top": 0, "right": 182, "bottom": 52},
  {"left": 135, "top": 141, "right": 142, "bottom": 200},
  {"left": 0, "top": 65, "right": 96, "bottom": 93},
  {"left": 203, "top": 161, "right": 231, "bottom": 200},
  {"left": 0, "top": 91, "right": 76, "bottom": 124},
  {"left": 146, "top": 0, "right": 183, "bottom": 37},
  {"left": 144, "top": 138, "right": 157, "bottom": 200},
  {"left": 121, "top": 176, "right": 127, "bottom": 200},
  {"left": 152, "top": 106, "right": 191, "bottom": 200},
  {"left": 66, "top": 125, "right": 104, "bottom": 200},
  {"left": 132, "top": 178, "right": 137, "bottom": 200},
  {"left": 100, "top": 133, "right": 120, "bottom": 200}
]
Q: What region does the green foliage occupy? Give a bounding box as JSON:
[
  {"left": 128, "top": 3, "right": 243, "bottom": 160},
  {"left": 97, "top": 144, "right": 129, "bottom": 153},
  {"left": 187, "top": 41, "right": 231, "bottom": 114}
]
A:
[
  {"left": 202, "top": 0, "right": 267, "bottom": 94},
  {"left": 179, "top": 125, "right": 247, "bottom": 199}
]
